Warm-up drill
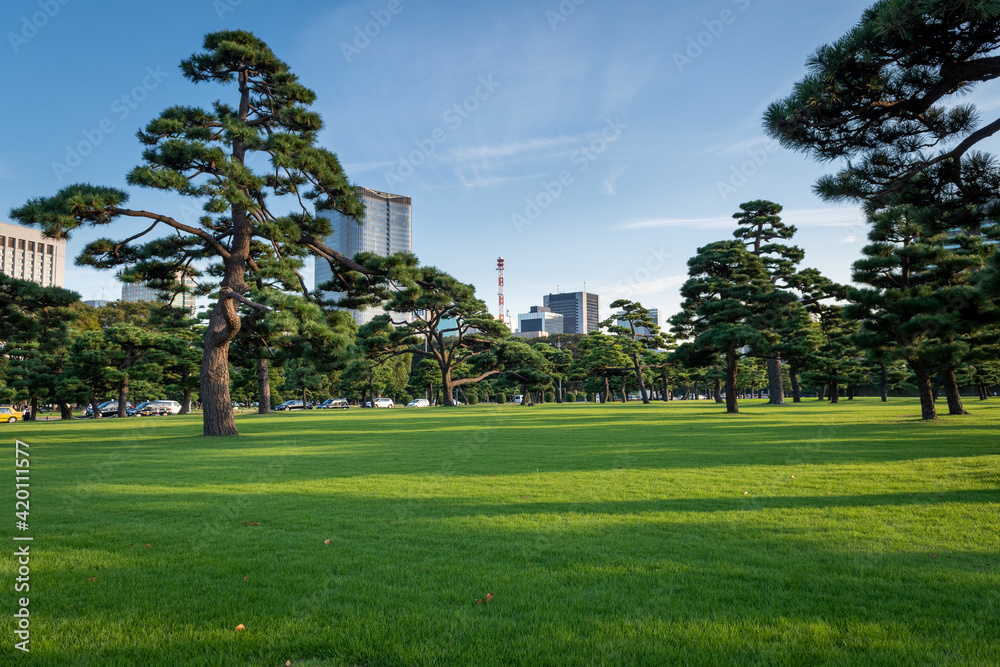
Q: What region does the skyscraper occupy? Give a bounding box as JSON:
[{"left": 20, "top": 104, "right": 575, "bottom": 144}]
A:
[
  {"left": 543, "top": 291, "right": 600, "bottom": 334},
  {"left": 0, "top": 221, "right": 66, "bottom": 288},
  {"left": 517, "top": 306, "right": 565, "bottom": 335},
  {"left": 314, "top": 187, "right": 413, "bottom": 325}
]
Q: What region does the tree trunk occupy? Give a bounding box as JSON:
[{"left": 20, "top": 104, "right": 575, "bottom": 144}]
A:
[
  {"left": 458, "top": 386, "right": 470, "bottom": 404},
  {"left": 829, "top": 380, "right": 839, "bottom": 404},
  {"left": 29, "top": 396, "right": 39, "bottom": 421},
  {"left": 440, "top": 366, "right": 456, "bottom": 406},
  {"left": 620, "top": 376, "right": 627, "bottom": 403},
  {"left": 257, "top": 357, "right": 272, "bottom": 414},
  {"left": 201, "top": 305, "right": 240, "bottom": 436},
  {"left": 663, "top": 376, "right": 670, "bottom": 402},
  {"left": 714, "top": 377, "right": 724, "bottom": 403},
  {"left": 816, "top": 383, "right": 825, "bottom": 401},
  {"left": 979, "top": 384, "right": 988, "bottom": 401},
  {"left": 118, "top": 375, "right": 129, "bottom": 418},
  {"left": 58, "top": 400, "right": 73, "bottom": 420},
  {"left": 181, "top": 387, "right": 193, "bottom": 415},
  {"left": 368, "top": 373, "right": 377, "bottom": 407},
  {"left": 725, "top": 349, "right": 739, "bottom": 414},
  {"left": 847, "top": 384, "right": 855, "bottom": 400},
  {"left": 766, "top": 356, "right": 785, "bottom": 405},
  {"left": 942, "top": 368, "right": 968, "bottom": 415},
  {"left": 89, "top": 394, "right": 101, "bottom": 419},
  {"left": 789, "top": 363, "right": 802, "bottom": 403},
  {"left": 880, "top": 363, "right": 889, "bottom": 403},
  {"left": 602, "top": 376, "right": 610, "bottom": 404},
  {"left": 632, "top": 353, "right": 650, "bottom": 404},
  {"left": 912, "top": 363, "right": 937, "bottom": 420},
  {"left": 521, "top": 383, "right": 530, "bottom": 406}
]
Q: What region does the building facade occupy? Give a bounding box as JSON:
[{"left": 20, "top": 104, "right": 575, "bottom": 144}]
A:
[
  {"left": 0, "top": 221, "right": 66, "bottom": 288},
  {"left": 517, "top": 306, "right": 565, "bottom": 335},
  {"left": 542, "top": 291, "right": 600, "bottom": 334},
  {"left": 314, "top": 187, "right": 413, "bottom": 326},
  {"left": 121, "top": 273, "right": 197, "bottom": 316}
]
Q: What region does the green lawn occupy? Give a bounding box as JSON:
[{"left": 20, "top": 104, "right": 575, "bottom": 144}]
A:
[{"left": 5, "top": 399, "right": 1000, "bottom": 666}]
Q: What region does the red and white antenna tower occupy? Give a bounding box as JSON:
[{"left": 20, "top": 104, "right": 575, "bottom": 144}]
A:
[{"left": 496, "top": 257, "right": 505, "bottom": 323}]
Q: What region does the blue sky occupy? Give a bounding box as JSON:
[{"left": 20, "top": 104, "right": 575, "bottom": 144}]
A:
[{"left": 5, "top": 0, "right": 996, "bottom": 323}]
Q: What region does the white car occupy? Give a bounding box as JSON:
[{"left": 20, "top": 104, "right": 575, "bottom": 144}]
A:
[
  {"left": 406, "top": 398, "right": 430, "bottom": 408},
  {"left": 148, "top": 400, "right": 182, "bottom": 415},
  {"left": 513, "top": 395, "right": 524, "bottom": 404},
  {"left": 370, "top": 398, "right": 394, "bottom": 408}
]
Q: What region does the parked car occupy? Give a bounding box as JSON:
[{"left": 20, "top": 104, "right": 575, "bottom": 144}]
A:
[
  {"left": 406, "top": 398, "right": 430, "bottom": 408},
  {"left": 275, "top": 400, "right": 310, "bottom": 411},
  {"left": 83, "top": 401, "right": 135, "bottom": 418},
  {"left": 318, "top": 399, "right": 350, "bottom": 409},
  {"left": 135, "top": 401, "right": 168, "bottom": 416},
  {"left": 513, "top": 395, "right": 524, "bottom": 404},
  {"left": 148, "top": 400, "right": 182, "bottom": 415},
  {"left": 367, "top": 398, "right": 394, "bottom": 408},
  {"left": 0, "top": 406, "right": 23, "bottom": 423}
]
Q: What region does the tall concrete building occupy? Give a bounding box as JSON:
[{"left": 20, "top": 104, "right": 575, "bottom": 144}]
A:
[
  {"left": 0, "top": 221, "right": 66, "bottom": 288},
  {"left": 517, "top": 306, "right": 564, "bottom": 335},
  {"left": 121, "top": 273, "right": 197, "bottom": 316},
  {"left": 314, "top": 187, "right": 413, "bottom": 325},
  {"left": 543, "top": 291, "right": 600, "bottom": 334}
]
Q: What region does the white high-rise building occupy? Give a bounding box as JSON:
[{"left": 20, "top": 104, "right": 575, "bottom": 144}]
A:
[
  {"left": 314, "top": 187, "right": 412, "bottom": 325},
  {"left": 0, "top": 221, "right": 66, "bottom": 288}
]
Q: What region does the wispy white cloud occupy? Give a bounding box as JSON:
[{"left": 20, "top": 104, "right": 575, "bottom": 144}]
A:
[
  {"left": 446, "top": 135, "right": 582, "bottom": 163},
  {"left": 839, "top": 234, "right": 859, "bottom": 244},
  {"left": 344, "top": 160, "right": 398, "bottom": 173},
  {"left": 614, "top": 207, "right": 865, "bottom": 231},
  {"left": 600, "top": 274, "right": 689, "bottom": 299}
]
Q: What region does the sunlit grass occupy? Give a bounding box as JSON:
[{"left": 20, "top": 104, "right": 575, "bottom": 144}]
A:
[{"left": 5, "top": 399, "right": 999, "bottom": 665}]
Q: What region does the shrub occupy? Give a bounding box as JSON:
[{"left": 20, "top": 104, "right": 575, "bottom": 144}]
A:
[{"left": 544, "top": 391, "right": 555, "bottom": 403}]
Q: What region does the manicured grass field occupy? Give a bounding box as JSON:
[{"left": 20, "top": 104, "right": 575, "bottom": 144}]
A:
[{"left": 5, "top": 399, "right": 1000, "bottom": 665}]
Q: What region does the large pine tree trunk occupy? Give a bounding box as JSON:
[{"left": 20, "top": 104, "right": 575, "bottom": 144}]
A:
[
  {"left": 979, "top": 384, "right": 988, "bottom": 401},
  {"left": 29, "top": 396, "right": 39, "bottom": 421},
  {"left": 58, "top": 401, "right": 73, "bottom": 420},
  {"left": 829, "top": 380, "right": 839, "bottom": 404},
  {"left": 89, "top": 394, "right": 102, "bottom": 419},
  {"left": 912, "top": 363, "right": 937, "bottom": 420},
  {"left": 602, "top": 376, "right": 610, "bottom": 403},
  {"left": 880, "top": 363, "right": 889, "bottom": 403},
  {"left": 440, "top": 365, "right": 456, "bottom": 406},
  {"left": 180, "top": 387, "right": 193, "bottom": 415},
  {"left": 521, "top": 383, "right": 530, "bottom": 406},
  {"left": 766, "top": 356, "right": 785, "bottom": 405},
  {"left": 816, "top": 384, "right": 826, "bottom": 401},
  {"left": 789, "top": 363, "right": 802, "bottom": 403},
  {"left": 942, "top": 368, "right": 968, "bottom": 415},
  {"left": 257, "top": 358, "right": 272, "bottom": 414},
  {"left": 714, "top": 377, "right": 724, "bottom": 404},
  {"left": 620, "top": 376, "right": 627, "bottom": 403},
  {"left": 725, "top": 350, "right": 739, "bottom": 414},
  {"left": 663, "top": 376, "right": 670, "bottom": 402}
]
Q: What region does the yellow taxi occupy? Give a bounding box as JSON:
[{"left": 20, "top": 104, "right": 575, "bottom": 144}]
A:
[{"left": 0, "top": 406, "right": 23, "bottom": 423}]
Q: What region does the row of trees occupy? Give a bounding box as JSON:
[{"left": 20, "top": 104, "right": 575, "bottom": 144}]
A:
[{"left": 9, "top": 5, "right": 1000, "bottom": 432}]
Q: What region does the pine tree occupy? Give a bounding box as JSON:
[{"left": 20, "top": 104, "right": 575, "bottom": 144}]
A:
[{"left": 10, "top": 31, "right": 369, "bottom": 436}]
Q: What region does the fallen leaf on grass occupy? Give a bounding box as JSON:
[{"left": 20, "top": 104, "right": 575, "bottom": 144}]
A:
[
  {"left": 235, "top": 624, "right": 245, "bottom": 631},
  {"left": 324, "top": 539, "right": 331, "bottom": 545},
  {"left": 144, "top": 543, "right": 151, "bottom": 549},
  {"left": 87, "top": 577, "right": 97, "bottom": 582},
  {"left": 243, "top": 576, "right": 248, "bottom": 581}
]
